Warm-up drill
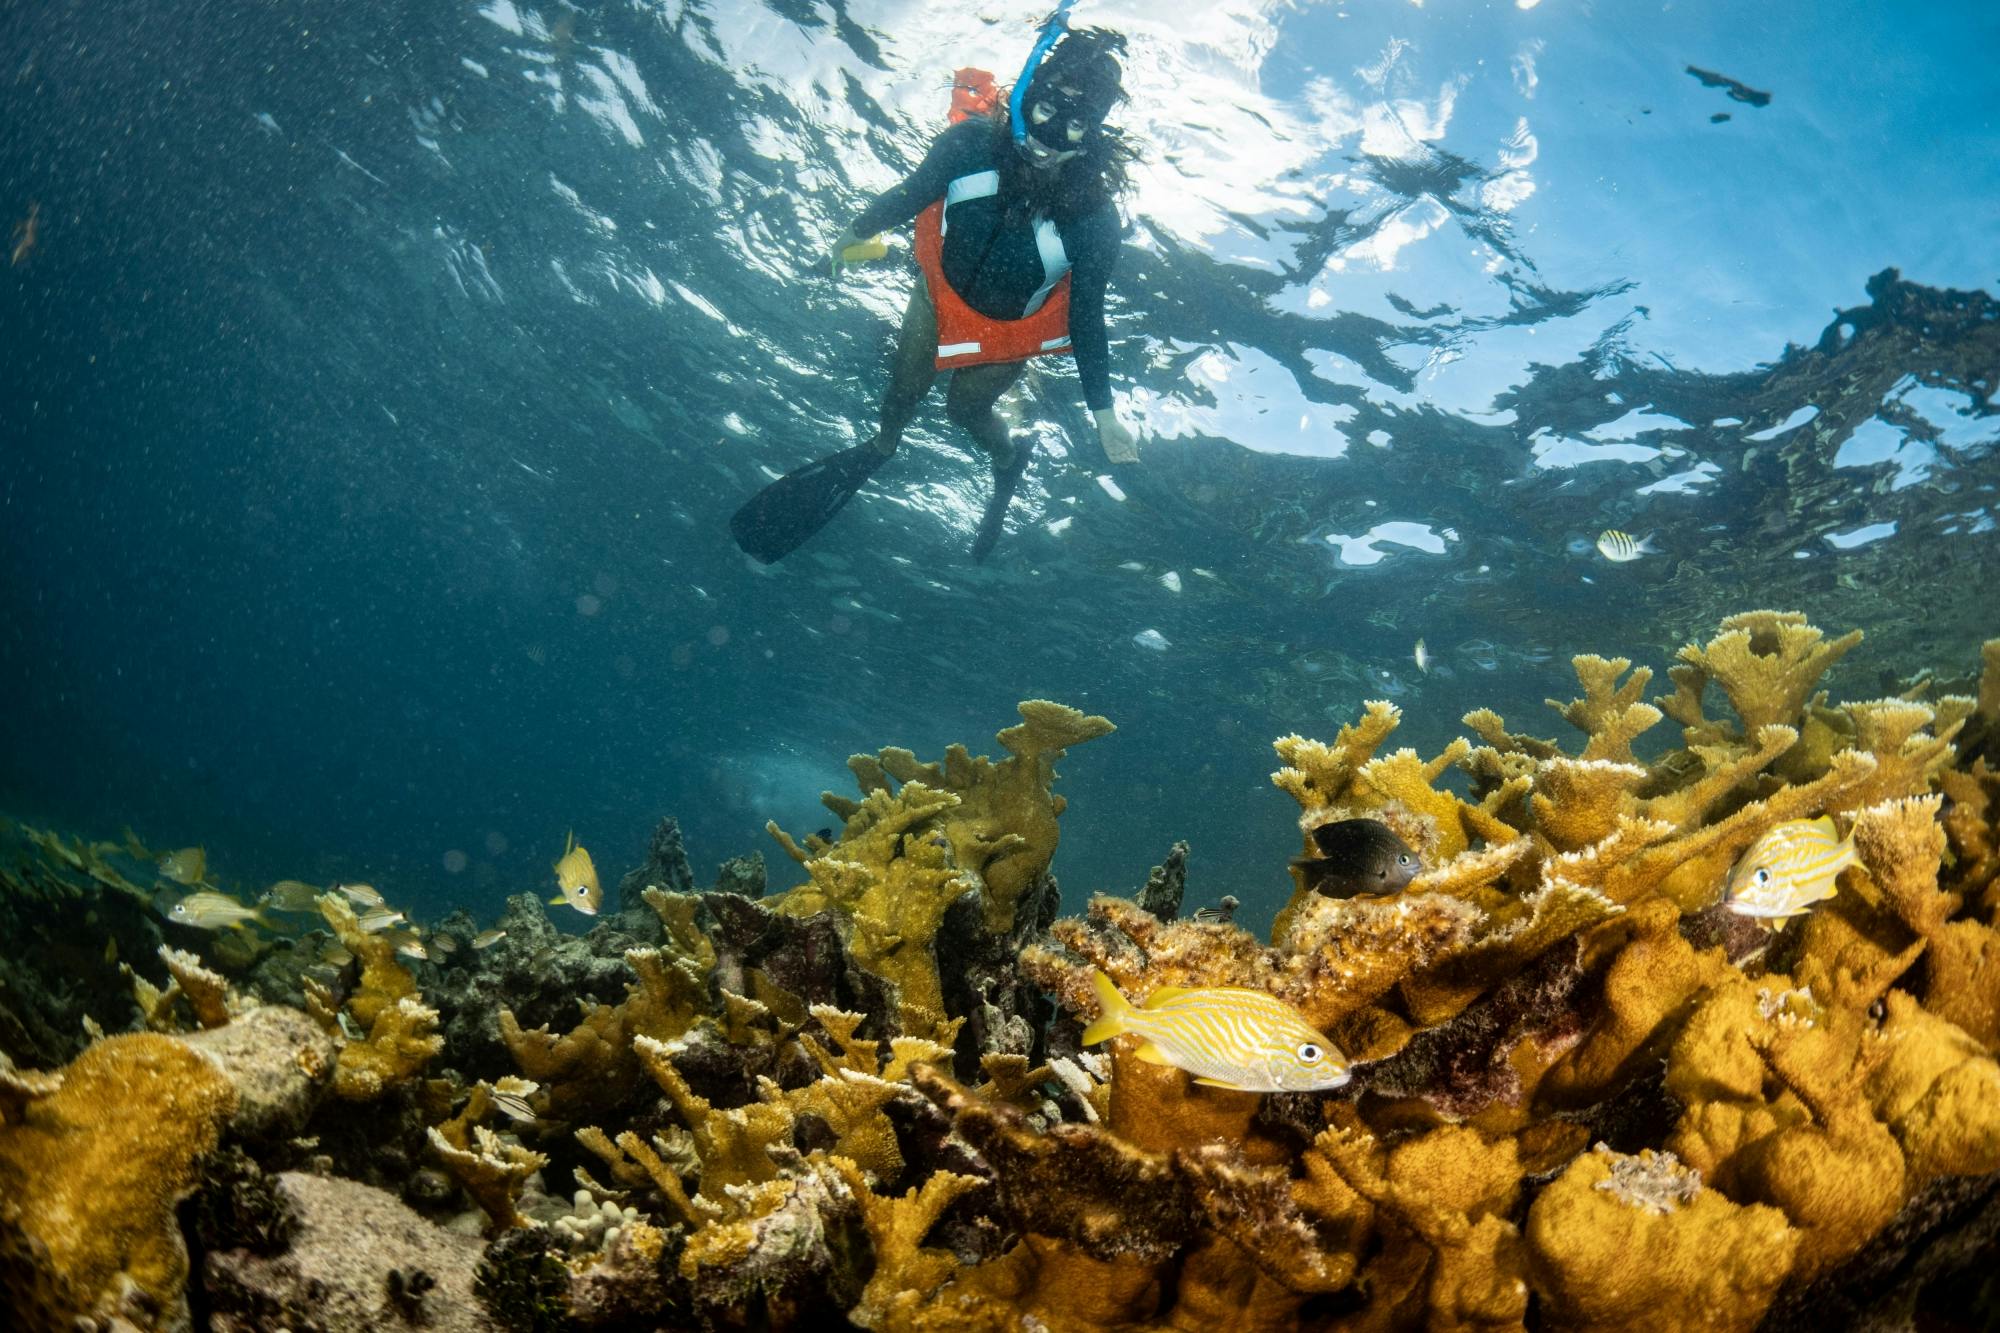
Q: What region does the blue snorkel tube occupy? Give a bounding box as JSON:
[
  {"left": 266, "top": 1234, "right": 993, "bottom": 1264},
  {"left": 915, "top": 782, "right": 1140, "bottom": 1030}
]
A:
[{"left": 1009, "top": 0, "right": 1079, "bottom": 146}]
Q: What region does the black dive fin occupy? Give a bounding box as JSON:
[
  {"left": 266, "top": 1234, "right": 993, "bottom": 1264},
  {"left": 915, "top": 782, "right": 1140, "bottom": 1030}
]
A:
[
  {"left": 729, "top": 446, "right": 887, "bottom": 564},
  {"left": 969, "top": 448, "right": 1030, "bottom": 563}
]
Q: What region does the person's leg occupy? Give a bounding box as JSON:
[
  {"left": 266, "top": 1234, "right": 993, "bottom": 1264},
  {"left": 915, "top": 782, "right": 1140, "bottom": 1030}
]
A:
[
  {"left": 942, "top": 360, "right": 1029, "bottom": 466},
  {"left": 946, "top": 359, "right": 1032, "bottom": 560},
  {"left": 867, "top": 285, "right": 941, "bottom": 458}
]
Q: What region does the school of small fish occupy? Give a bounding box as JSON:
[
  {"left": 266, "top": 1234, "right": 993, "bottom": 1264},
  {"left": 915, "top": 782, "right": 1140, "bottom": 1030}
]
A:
[
  {"left": 1725, "top": 815, "right": 1856, "bottom": 919},
  {"left": 1082, "top": 968, "right": 1350, "bottom": 1093}
]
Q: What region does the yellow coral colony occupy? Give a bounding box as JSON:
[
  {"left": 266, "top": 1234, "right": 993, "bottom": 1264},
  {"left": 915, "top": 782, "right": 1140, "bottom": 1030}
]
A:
[
  {"left": 0, "top": 1035, "right": 237, "bottom": 1331},
  {"left": 959, "top": 614, "right": 1998, "bottom": 1332},
  {"left": 309, "top": 892, "right": 443, "bottom": 1099},
  {"left": 765, "top": 699, "right": 1113, "bottom": 1038}
]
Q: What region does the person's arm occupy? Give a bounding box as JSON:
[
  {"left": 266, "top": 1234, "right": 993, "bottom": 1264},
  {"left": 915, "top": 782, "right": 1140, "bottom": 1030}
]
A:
[
  {"left": 1067, "top": 205, "right": 1139, "bottom": 463},
  {"left": 830, "top": 121, "right": 983, "bottom": 275}
]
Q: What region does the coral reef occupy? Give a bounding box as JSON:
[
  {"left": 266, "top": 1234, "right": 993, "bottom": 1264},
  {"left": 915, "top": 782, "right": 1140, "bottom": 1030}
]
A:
[{"left": 3, "top": 625, "right": 1998, "bottom": 1332}]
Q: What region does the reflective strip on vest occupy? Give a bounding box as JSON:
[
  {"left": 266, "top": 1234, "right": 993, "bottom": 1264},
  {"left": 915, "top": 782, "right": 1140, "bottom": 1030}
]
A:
[
  {"left": 1040, "top": 336, "right": 1071, "bottom": 350},
  {"left": 940, "top": 171, "right": 999, "bottom": 237},
  {"left": 1021, "top": 216, "right": 1071, "bottom": 316},
  {"left": 937, "top": 341, "right": 984, "bottom": 359}
]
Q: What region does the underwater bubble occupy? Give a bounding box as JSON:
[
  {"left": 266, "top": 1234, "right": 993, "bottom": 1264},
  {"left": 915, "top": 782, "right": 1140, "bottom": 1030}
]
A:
[
  {"left": 442, "top": 848, "right": 468, "bottom": 874},
  {"left": 576, "top": 593, "right": 603, "bottom": 617},
  {"left": 707, "top": 625, "right": 731, "bottom": 647},
  {"left": 593, "top": 571, "right": 619, "bottom": 597},
  {"left": 484, "top": 831, "right": 509, "bottom": 856},
  {"left": 829, "top": 614, "right": 852, "bottom": 635}
]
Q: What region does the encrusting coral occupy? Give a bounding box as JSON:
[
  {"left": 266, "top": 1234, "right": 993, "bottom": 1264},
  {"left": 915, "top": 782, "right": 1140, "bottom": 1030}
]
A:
[
  {"left": 0, "top": 1033, "right": 237, "bottom": 1332},
  {"left": 2, "top": 623, "right": 1997, "bottom": 1333}
]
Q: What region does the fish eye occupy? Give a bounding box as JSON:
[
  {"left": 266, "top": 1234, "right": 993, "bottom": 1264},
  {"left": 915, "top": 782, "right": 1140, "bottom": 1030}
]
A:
[
  {"left": 1397, "top": 853, "right": 1413, "bottom": 865},
  {"left": 1754, "top": 868, "right": 1771, "bottom": 885},
  {"left": 1298, "top": 1043, "right": 1321, "bottom": 1063}
]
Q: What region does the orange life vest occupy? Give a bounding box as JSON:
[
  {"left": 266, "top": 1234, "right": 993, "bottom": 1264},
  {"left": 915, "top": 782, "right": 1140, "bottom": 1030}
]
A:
[{"left": 913, "top": 68, "right": 1074, "bottom": 371}]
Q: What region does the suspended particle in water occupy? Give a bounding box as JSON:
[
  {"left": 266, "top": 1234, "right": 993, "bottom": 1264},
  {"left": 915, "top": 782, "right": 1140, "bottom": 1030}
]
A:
[
  {"left": 484, "top": 831, "right": 509, "bottom": 857},
  {"left": 707, "top": 625, "right": 731, "bottom": 647},
  {"left": 442, "top": 849, "right": 469, "bottom": 874},
  {"left": 576, "top": 593, "right": 603, "bottom": 617}
]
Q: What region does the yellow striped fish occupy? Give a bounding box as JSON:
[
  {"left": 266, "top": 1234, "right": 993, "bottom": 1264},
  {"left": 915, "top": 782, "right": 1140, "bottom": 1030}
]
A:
[
  {"left": 549, "top": 831, "right": 602, "bottom": 915},
  {"left": 1725, "top": 816, "right": 1856, "bottom": 919},
  {"left": 1082, "top": 969, "right": 1350, "bottom": 1092},
  {"left": 1595, "top": 529, "right": 1660, "bottom": 562}
]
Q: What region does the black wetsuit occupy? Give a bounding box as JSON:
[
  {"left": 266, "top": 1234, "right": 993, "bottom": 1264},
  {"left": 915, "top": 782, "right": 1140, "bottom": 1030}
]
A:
[{"left": 850, "top": 118, "right": 1121, "bottom": 411}]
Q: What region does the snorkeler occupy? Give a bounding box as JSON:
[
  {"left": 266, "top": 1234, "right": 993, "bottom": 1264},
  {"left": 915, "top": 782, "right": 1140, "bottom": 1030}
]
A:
[{"left": 730, "top": 16, "right": 1140, "bottom": 565}]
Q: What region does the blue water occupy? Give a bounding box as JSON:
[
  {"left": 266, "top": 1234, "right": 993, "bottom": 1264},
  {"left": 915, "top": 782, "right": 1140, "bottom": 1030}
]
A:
[{"left": 3, "top": 0, "right": 1995, "bottom": 931}]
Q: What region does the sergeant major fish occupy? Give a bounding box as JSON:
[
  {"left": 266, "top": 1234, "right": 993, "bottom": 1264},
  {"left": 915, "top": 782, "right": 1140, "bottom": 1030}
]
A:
[
  {"left": 1082, "top": 969, "right": 1350, "bottom": 1093},
  {"left": 1596, "top": 529, "right": 1661, "bottom": 563},
  {"left": 1293, "top": 819, "right": 1422, "bottom": 899},
  {"left": 1725, "top": 816, "right": 1856, "bottom": 919}
]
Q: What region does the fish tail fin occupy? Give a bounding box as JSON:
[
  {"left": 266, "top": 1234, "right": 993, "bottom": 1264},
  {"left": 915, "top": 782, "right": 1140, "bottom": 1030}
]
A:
[
  {"left": 1080, "top": 969, "right": 1132, "bottom": 1046},
  {"left": 1639, "top": 531, "right": 1661, "bottom": 553}
]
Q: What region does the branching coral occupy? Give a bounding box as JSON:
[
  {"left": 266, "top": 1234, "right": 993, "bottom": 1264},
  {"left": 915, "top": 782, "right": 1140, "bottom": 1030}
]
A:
[
  {"left": 311, "top": 893, "right": 443, "bottom": 1099},
  {"left": 430, "top": 1078, "right": 550, "bottom": 1230},
  {"left": 818, "top": 699, "right": 1114, "bottom": 935},
  {"left": 1662, "top": 610, "right": 1864, "bottom": 742},
  {"left": 769, "top": 778, "right": 977, "bottom": 1039}
]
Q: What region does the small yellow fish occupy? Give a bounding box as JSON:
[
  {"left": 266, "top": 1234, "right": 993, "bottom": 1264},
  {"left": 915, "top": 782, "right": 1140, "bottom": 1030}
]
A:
[
  {"left": 337, "top": 882, "right": 388, "bottom": 909},
  {"left": 550, "top": 831, "right": 602, "bottom": 915},
  {"left": 1726, "top": 816, "right": 1856, "bottom": 920},
  {"left": 1082, "top": 969, "right": 1350, "bottom": 1093},
  {"left": 388, "top": 928, "right": 429, "bottom": 961},
  {"left": 431, "top": 932, "right": 460, "bottom": 955},
  {"left": 167, "top": 890, "right": 267, "bottom": 932},
  {"left": 1413, "top": 638, "right": 1430, "bottom": 673},
  {"left": 1595, "top": 529, "right": 1660, "bottom": 563},
  {"left": 157, "top": 846, "right": 208, "bottom": 886},
  {"left": 262, "top": 879, "right": 323, "bottom": 913},
  {"left": 472, "top": 928, "right": 508, "bottom": 950}
]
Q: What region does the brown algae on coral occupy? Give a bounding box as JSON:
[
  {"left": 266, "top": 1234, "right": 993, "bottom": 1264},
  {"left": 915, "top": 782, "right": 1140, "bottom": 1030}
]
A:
[{"left": 0, "top": 623, "right": 1997, "bottom": 1331}]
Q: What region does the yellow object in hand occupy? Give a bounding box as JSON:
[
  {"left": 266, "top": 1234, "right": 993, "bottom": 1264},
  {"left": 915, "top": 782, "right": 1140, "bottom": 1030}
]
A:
[{"left": 840, "top": 234, "right": 888, "bottom": 263}]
